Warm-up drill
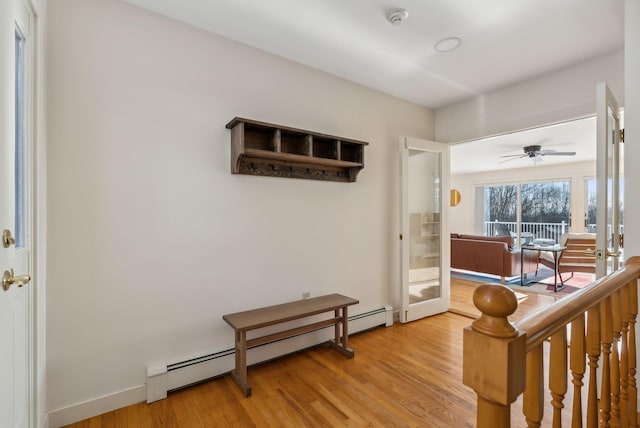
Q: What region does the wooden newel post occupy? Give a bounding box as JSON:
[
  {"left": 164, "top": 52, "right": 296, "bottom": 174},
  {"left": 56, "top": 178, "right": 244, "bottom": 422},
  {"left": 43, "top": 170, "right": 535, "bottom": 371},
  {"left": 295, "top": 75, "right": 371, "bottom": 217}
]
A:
[{"left": 463, "top": 284, "right": 526, "bottom": 428}]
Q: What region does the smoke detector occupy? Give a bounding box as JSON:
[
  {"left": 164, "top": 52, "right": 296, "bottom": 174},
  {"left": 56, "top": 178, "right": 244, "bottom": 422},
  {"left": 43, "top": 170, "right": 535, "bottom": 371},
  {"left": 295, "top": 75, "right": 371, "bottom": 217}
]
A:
[{"left": 386, "top": 8, "right": 409, "bottom": 25}]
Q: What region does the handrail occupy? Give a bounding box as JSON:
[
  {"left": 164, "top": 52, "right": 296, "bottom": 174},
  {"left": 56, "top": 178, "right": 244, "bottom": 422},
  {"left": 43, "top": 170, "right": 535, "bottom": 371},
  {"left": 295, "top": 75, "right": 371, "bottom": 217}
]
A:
[
  {"left": 463, "top": 256, "right": 640, "bottom": 427},
  {"left": 517, "top": 261, "right": 640, "bottom": 351}
]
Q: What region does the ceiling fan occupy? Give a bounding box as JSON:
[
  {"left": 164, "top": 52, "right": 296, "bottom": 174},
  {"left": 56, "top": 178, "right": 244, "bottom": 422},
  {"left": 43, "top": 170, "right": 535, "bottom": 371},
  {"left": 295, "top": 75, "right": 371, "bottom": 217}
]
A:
[{"left": 500, "top": 145, "right": 576, "bottom": 164}]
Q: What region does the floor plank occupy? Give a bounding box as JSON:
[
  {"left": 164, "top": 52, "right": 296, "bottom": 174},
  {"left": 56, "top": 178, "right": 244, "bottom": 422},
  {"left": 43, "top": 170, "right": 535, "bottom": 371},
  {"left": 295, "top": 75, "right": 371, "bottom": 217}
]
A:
[{"left": 65, "top": 277, "right": 575, "bottom": 427}]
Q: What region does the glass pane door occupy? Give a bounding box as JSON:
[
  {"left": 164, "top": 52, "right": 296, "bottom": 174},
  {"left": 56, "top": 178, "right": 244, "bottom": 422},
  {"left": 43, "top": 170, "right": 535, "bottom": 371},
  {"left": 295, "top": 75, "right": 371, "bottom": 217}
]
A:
[
  {"left": 585, "top": 178, "right": 597, "bottom": 232},
  {"left": 400, "top": 137, "right": 450, "bottom": 323}
]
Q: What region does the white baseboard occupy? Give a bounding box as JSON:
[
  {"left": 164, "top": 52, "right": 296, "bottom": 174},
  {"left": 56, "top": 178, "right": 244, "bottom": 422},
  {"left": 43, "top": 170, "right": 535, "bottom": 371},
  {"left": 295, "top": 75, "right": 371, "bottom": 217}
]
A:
[{"left": 47, "top": 385, "right": 146, "bottom": 428}]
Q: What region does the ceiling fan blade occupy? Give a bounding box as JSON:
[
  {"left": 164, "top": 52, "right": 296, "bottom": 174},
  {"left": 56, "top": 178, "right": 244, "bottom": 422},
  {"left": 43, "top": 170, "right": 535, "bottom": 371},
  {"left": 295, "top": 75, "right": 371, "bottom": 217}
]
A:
[
  {"left": 498, "top": 156, "right": 524, "bottom": 164},
  {"left": 499, "top": 154, "right": 527, "bottom": 158},
  {"left": 540, "top": 150, "right": 576, "bottom": 156}
]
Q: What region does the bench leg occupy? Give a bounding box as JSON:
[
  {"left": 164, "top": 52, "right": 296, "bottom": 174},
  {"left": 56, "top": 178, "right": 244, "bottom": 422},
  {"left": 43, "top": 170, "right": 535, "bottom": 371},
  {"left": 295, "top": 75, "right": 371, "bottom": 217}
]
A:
[
  {"left": 342, "top": 306, "right": 349, "bottom": 349},
  {"left": 231, "top": 330, "right": 252, "bottom": 397},
  {"left": 328, "top": 306, "right": 354, "bottom": 358},
  {"left": 334, "top": 309, "right": 340, "bottom": 345}
]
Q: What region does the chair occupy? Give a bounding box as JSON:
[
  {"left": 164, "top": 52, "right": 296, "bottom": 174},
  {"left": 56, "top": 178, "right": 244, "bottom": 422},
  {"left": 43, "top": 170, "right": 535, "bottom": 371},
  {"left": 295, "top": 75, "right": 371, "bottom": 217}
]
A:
[
  {"left": 494, "top": 223, "right": 520, "bottom": 248},
  {"left": 538, "top": 232, "right": 596, "bottom": 285},
  {"left": 494, "top": 223, "right": 512, "bottom": 237}
]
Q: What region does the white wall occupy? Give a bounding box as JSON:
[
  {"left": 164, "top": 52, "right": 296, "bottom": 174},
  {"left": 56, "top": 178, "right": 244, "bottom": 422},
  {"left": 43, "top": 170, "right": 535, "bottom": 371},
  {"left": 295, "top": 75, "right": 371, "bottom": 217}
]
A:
[
  {"left": 624, "top": 2, "right": 640, "bottom": 412},
  {"left": 435, "top": 50, "right": 624, "bottom": 144},
  {"left": 625, "top": 0, "right": 640, "bottom": 260},
  {"left": 46, "top": 0, "right": 433, "bottom": 416},
  {"left": 450, "top": 161, "right": 596, "bottom": 235}
]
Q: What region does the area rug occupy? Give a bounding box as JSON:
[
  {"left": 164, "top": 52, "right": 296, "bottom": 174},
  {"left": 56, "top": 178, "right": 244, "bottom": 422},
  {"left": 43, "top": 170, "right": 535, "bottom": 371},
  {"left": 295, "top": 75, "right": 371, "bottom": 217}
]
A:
[{"left": 451, "top": 267, "right": 595, "bottom": 296}]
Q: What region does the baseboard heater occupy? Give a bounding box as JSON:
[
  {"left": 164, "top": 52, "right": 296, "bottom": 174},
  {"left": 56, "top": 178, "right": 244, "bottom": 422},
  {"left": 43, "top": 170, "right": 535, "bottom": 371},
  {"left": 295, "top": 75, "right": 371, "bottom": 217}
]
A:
[{"left": 146, "top": 304, "right": 393, "bottom": 403}]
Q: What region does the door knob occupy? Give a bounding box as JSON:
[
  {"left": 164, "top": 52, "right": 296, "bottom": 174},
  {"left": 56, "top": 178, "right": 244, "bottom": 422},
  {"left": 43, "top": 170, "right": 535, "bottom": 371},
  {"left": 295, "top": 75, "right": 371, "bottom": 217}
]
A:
[
  {"left": 2, "top": 269, "right": 31, "bottom": 291},
  {"left": 2, "top": 229, "right": 15, "bottom": 248}
]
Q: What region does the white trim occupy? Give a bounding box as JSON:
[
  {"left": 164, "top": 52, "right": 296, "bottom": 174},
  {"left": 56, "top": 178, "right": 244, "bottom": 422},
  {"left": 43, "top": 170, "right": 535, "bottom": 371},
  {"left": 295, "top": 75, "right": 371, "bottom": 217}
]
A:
[{"left": 47, "top": 385, "right": 146, "bottom": 428}]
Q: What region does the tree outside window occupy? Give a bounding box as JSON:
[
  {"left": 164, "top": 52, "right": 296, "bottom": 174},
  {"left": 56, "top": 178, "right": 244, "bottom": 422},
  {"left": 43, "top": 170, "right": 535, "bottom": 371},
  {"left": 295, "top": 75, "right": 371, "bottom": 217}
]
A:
[{"left": 484, "top": 181, "right": 570, "bottom": 242}]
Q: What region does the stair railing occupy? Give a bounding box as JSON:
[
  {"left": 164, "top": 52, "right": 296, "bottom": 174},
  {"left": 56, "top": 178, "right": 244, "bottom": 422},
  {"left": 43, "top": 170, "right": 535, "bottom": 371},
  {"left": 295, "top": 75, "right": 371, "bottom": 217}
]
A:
[{"left": 463, "top": 256, "right": 640, "bottom": 427}]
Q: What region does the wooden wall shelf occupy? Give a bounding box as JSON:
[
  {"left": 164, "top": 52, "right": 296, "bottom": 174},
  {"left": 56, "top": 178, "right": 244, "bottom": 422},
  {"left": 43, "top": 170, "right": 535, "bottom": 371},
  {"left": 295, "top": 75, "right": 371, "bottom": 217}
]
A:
[{"left": 226, "top": 117, "right": 368, "bottom": 182}]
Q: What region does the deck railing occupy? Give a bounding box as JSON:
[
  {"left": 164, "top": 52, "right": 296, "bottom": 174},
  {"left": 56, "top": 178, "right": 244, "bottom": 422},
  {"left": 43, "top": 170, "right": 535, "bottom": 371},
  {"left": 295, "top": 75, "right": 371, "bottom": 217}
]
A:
[
  {"left": 485, "top": 220, "right": 569, "bottom": 243},
  {"left": 485, "top": 220, "right": 625, "bottom": 244},
  {"left": 463, "top": 256, "right": 640, "bottom": 427}
]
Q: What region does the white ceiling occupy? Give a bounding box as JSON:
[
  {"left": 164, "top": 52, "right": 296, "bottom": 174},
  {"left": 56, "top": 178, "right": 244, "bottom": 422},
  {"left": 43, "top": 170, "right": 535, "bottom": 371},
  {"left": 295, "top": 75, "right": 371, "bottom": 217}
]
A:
[
  {"left": 121, "top": 0, "right": 624, "bottom": 109},
  {"left": 120, "top": 0, "right": 624, "bottom": 173},
  {"left": 450, "top": 116, "right": 597, "bottom": 175}
]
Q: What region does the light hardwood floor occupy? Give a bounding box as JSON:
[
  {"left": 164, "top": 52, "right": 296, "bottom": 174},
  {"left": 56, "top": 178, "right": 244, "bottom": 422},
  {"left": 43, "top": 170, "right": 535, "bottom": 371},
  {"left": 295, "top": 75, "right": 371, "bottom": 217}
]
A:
[
  {"left": 65, "top": 278, "right": 567, "bottom": 427},
  {"left": 449, "top": 276, "right": 560, "bottom": 322}
]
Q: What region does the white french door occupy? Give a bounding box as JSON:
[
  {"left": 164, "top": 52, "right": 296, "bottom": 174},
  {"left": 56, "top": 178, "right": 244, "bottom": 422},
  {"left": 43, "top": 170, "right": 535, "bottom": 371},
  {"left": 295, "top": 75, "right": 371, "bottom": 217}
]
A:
[
  {"left": 595, "top": 82, "right": 622, "bottom": 277},
  {"left": 1, "top": 0, "right": 35, "bottom": 426},
  {"left": 400, "top": 137, "right": 450, "bottom": 323}
]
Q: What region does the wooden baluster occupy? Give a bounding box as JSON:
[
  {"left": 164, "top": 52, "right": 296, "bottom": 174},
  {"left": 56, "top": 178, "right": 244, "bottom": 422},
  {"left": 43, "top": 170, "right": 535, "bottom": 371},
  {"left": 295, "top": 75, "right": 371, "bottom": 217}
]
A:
[
  {"left": 629, "top": 278, "right": 638, "bottom": 427},
  {"left": 610, "top": 290, "right": 622, "bottom": 427},
  {"left": 586, "top": 306, "right": 600, "bottom": 428},
  {"left": 625, "top": 257, "right": 640, "bottom": 427},
  {"left": 620, "top": 284, "right": 631, "bottom": 428},
  {"left": 550, "top": 328, "right": 568, "bottom": 427},
  {"left": 570, "top": 314, "right": 586, "bottom": 428},
  {"left": 463, "top": 284, "right": 526, "bottom": 428},
  {"left": 600, "top": 297, "right": 613, "bottom": 427},
  {"left": 524, "top": 345, "right": 544, "bottom": 428}
]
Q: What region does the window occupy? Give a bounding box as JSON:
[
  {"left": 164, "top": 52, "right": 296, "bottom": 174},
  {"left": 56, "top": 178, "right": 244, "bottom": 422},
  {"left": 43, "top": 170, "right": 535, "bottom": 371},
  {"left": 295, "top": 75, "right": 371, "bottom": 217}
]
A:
[
  {"left": 15, "top": 27, "right": 27, "bottom": 249},
  {"left": 585, "top": 177, "right": 624, "bottom": 237},
  {"left": 482, "top": 180, "right": 571, "bottom": 244}
]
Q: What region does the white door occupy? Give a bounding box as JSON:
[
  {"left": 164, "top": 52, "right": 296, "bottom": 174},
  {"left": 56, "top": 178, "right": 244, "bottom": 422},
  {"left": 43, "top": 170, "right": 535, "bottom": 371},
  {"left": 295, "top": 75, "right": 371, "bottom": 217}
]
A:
[
  {"left": 595, "top": 82, "right": 622, "bottom": 277},
  {"left": 400, "top": 137, "right": 451, "bottom": 323},
  {"left": 1, "top": 0, "right": 33, "bottom": 426}
]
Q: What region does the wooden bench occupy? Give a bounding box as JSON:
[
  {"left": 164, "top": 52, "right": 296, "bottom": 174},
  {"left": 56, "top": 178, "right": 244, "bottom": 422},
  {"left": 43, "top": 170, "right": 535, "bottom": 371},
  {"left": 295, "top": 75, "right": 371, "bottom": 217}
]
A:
[{"left": 222, "top": 293, "right": 359, "bottom": 397}]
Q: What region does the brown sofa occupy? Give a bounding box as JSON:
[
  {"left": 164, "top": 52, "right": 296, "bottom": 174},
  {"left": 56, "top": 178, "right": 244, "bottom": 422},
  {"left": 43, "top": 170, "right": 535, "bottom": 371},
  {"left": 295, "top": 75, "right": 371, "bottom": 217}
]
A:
[{"left": 451, "top": 234, "right": 538, "bottom": 283}]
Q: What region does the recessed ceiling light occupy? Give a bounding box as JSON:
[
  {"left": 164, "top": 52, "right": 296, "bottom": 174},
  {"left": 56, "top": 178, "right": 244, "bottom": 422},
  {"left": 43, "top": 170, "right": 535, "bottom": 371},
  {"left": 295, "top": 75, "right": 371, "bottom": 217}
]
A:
[
  {"left": 386, "top": 8, "right": 409, "bottom": 26},
  {"left": 434, "top": 37, "right": 461, "bottom": 53}
]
